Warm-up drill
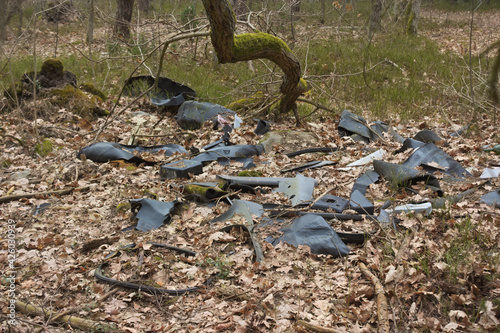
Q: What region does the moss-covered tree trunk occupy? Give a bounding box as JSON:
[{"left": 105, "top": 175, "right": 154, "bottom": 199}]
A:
[
  {"left": 369, "top": 0, "right": 382, "bottom": 38},
  {"left": 201, "top": 0, "right": 307, "bottom": 116},
  {"left": 406, "top": 0, "right": 421, "bottom": 35}
]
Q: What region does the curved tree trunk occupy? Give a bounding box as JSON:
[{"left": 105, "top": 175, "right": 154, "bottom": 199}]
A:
[{"left": 201, "top": 0, "right": 307, "bottom": 115}]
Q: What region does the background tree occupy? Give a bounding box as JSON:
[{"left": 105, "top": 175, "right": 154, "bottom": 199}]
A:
[
  {"left": 201, "top": 0, "right": 307, "bottom": 117},
  {"left": 0, "top": 0, "right": 24, "bottom": 48},
  {"left": 369, "top": 0, "right": 383, "bottom": 38},
  {"left": 406, "top": 0, "right": 422, "bottom": 35},
  {"left": 114, "top": 0, "right": 135, "bottom": 39}
]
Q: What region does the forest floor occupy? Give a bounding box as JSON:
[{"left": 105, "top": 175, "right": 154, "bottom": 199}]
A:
[{"left": 0, "top": 8, "right": 499, "bottom": 333}]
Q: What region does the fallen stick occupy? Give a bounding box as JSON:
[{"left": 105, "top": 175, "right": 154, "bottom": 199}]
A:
[
  {"left": 0, "top": 186, "right": 90, "bottom": 204},
  {"left": 358, "top": 262, "right": 390, "bottom": 333},
  {"left": 14, "top": 299, "right": 111, "bottom": 331}
]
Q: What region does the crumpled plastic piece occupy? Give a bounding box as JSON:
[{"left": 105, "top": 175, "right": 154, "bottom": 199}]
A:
[
  {"left": 349, "top": 170, "right": 379, "bottom": 214},
  {"left": 211, "top": 200, "right": 264, "bottom": 224},
  {"left": 123, "top": 75, "right": 196, "bottom": 103},
  {"left": 129, "top": 198, "right": 177, "bottom": 231},
  {"left": 413, "top": 130, "right": 444, "bottom": 144},
  {"left": 346, "top": 149, "right": 386, "bottom": 168},
  {"left": 338, "top": 110, "right": 389, "bottom": 143},
  {"left": 77, "top": 142, "right": 187, "bottom": 165},
  {"left": 374, "top": 159, "right": 442, "bottom": 195},
  {"left": 254, "top": 119, "right": 271, "bottom": 136},
  {"left": 275, "top": 174, "right": 317, "bottom": 206},
  {"left": 403, "top": 143, "right": 470, "bottom": 178},
  {"left": 480, "top": 190, "right": 500, "bottom": 208},
  {"left": 311, "top": 194, "right": 349, "bottom": 213},
  {"left": 175, "top": 101, "right": 235, "bottom": 130},
  {"left": 265, "top": 214, "right": 350, "bottom": 257},
  {"left": 192, "top": 144, "right": 264, "bottom": 168},
  {"left": 480, "top": 168, "right": 500, "bottom": 179}
]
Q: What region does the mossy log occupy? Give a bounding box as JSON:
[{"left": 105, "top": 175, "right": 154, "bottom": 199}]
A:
[{"left": 201, "top": 0, "right": 308, "bottom": 115}]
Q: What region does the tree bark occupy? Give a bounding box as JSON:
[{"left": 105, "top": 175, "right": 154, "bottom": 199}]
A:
[
  {"left": 0, "top": 0, "right": 24, "bottom": 47},
  {"left": 138, "top": 0, "right": 150, "bottom": 13},
  {"left": 114, "top": 0, "right": 135, "bottom": 39},
  {"left": 201, "top": 0, "right": 307, "bottom": 115},
  {"left": 406, "top": 0, "right": 421, "bottom": 35},
  {"left": 369, "top": 0, "right": 383, "bottom": 38}
]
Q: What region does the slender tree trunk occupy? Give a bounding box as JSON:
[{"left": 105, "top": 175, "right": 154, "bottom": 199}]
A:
[
  {"left": 369, "top": 0, "right": 383, "bottom": 38},
  {"left": 406, "top": 0, "right": 421, "bottom": 35},
  {"left": 138, "top": 0, "right": 150, "bottom": 13},
  {"left": 114, "top": 0, "right": 135, "bottom": 39},
  {"left": 201, "top": 0, "right": 307, "bottom": 115},
  {"left": 87, "top": 0, "right": 94, "bottom": 44},
  {"left": 0, "top": 0, "right": 25, "bottom": 47}
]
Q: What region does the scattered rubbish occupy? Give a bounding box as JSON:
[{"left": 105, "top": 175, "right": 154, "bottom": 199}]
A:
[
  {"left": 192, "top": 144, "right": 264, "bottom": 167},
  {"left": 281, "top": 160, "right": 336, "bottom": 173},
  {"left": 265, "top": 214, "right": 350, "bottom": 258},
  {"left": 385, "top": 202, "right": 432, "bottom": 216},
  {"left": 373, "top": 160, "right": 442, "bottom": 195},
  {"left": 480, "top": 190, "right": 500, "bottom": 208},
  {"left": 32, "top": 202, "right": 51, "bottom": 216},
  {"left": 450, "top": 123, "right": 471, "bottom": 137},
  {"left": 183, "top": 184, "right": 228, "bottom": 202},
  {"left": 123, "top": 75, "right": 196, "bottom": 102},
  {"left": 413, "top": 130, "right": 445, "bottom": 144},
  {"left": 483, "top": 144, "right": 500, "bottom": 155},
  {"left": 428, "top": 188, "right": 476, "bottom": 209},
  {"left": 160, "top": 159, "right": 203, "bottom": 179},
  {"left": 211, "top": 200, "right": 264, "bottom": 224},
  {"left": 346, "top": 149, "right": 386, "bottom": 167},
  {"left": 480, "top": 168, "right": 500, "bottom": 179},
  {"left": 311, "top": 194, "right": 349, "bottom": 213},
  {"left": 78, "top": 142, "right": 187, "bottom": 165},
  {"left": 95, "top": 242, "right": 207, "bottom": 295},
  {"left": 129, "top": 198, "right": 177, "bottom": 231},
  {"left": 254, "top": 119, "right": 271, "bottom": 136},
  {"left": 403, "top": 143, "right": 470, "bottom": 178},
  {"left": 275, "top": 174, "right": 317, "bottom": 206},
  {"left": 338, "top": 110, "right": 389, "bottom": 143},
  {"left": 175, "top": 101, "right": 235, "bottom": 130},
  {"left": 349, "top": 170, "right": 379, "bottom": 214}
]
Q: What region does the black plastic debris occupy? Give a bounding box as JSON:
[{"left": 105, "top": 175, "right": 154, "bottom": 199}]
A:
[
  {"left": 285, "top": 147, "right": 338, "bottom": 158},
  {"left": 338, "top": 110, "right": 389, "bottom": 143},
  {"left": 349, "top": 170, "right": 379, "bottom": 214},
  {"left": 129, "top": 198, "right": 177, "bottom": 231},
  {"left": 211, "top": 200, "right": 264, "bottom": 224},
  {"left": 265, "top": 214, "right": 350, "bottom": 258},
  {"left": 311, "top": 194, "right": 349, "bottom": 213},
  {"left": 276, "top": 174, "right": 317, "bottom": 206},
  {"left": 160, "top": 159, "right": 203, "bottom": 179},
  {"left": 151, "top": 94, "right": 186, "bottom": 107},
  {"left": 32, "top": 203, "right": 51, "bottom": 216},
  {"left": 413, "top": 130, "right": 444, "bottom": 144},
  {"left": 254, "top": 119, "right": 271, "bottom": 136},
  {"left": 480, "top": 190, "right": 500, "bottom": 208},
  {"left": 402, "top": 143, "right": 470, "bottom": 178},
  {"left": 77, "top": 142, "right": 187, "bottom": 165},
  {"left": 123, "top": 75, "right": 196, "bottom": 101},
  {"left": 373, "top": 159, "right": 443, "bottom": 195},
  {"left": 192, "top": 144, "right": 264, "bottom": 167},
  {"left": 281, "top": 160, "right": 336, "bottom": 173},
  {"left": 176, "top": 101, "right": 235, "bottom": 130},
  {"left": 395, "top": 138, "right": 425, "bottom": 153}
]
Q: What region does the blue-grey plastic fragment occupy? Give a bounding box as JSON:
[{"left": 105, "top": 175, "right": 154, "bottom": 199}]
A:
[
  {"left": 480, "top": 190, "right": 500, "bottom": 208},
  {"left": 123, "top": 75, "right": 196, "bottom": 100},
  {"left": 176, "top": 101, "right": 235, "bottom": 130},
  {"left": 151, "top": 94, "right": 186, "bottom": 107},
  {"left": 402, "top": 143, "right": 470, "bottom": 178},
  {"left": 129, "top": 198, "right": 177, "bottom": 231},
  {"left": 211, "top": 200, "right": 264, "bottom": 224},
  {"left": 312, "top": 194, "right": 349, "bottom": 213},
  {"left": 413, "top": 130, "right": 444, "bottom": 144},
  {"left": 77, "top": 142, "right": 187, "bottom": 164},
  {"left": 192, "top": 144, "right": 264, "bottom": 166},
  {"left": 275, "top": 174, "right": 317, "bottom": 206},
  {"left": 349, "top": 170, "right": 379, "bottom": 214},
  {"left": 265, "top": 214, "right": 350, "bottom": 257},
  {"left": 338, "top": 110, "right": 391, "bottom": 143},
  {"left": 160, "top": 159, "right": 203, "bottom": 179},
  {"left": 281, "top": 160, "right": 336, "bottom": 173}
]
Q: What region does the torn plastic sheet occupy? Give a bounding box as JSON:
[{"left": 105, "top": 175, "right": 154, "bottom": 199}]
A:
[
  {"left": 281, "top": 160, "right": 336, "bottom": 173},
  {"left": 413, "top": 130, "right": 444, "bottom": 144},
  {"left": 151, "top": 94, "right": 186, "bottom": 107},
  {"left": 265, "top": 214, "right": 350, "bottom": 258},
  {"left": 123, "top": 75, "right": 196, "bottom": 100},
  {"left": 32, "top": 202, "right": 51, "bottom": 216},
  {"left": 254, "top": 119, "right": 271, "bottom": 136},
  {"left": 129, "top": 198, "right": 177, "bottom": 231},
  {"left": 403, "top": 143, "right": 470, "bottom": 178},
  {"left": 211, "top": 200, "right": 264, "bottom": 262},
  {"left": 211, "top": 200, "right": 264, "bottom": 224},
  {"left": 160, "top": 159, "right": 203, "bottom": 179},
  {"left": 192, "top": 144, "right": 264, "bottom": 165},
  {"left": 346, "top": 149, "right": 386, "bottom": 167},
  {"left": 276, "top": 174, "right": 317, "bottom": 206},
  {"left": 311, "top": 194, "right": 349, "bottom": 213},
  {"left": 176, "top": 101, "right": 235, "bottom": 130},
  {"left": 480, "top": 168, "right": 500, "bottom": 179},
  {"left": 349, "top": 170, "right": 379, "bottom": 214},
  {"left": 373, "top": 160, "right": 443, "bottom": 195},
  {"left": 77, "top": 142, "right": 187, "bottom": 165},
  {"left": 338, "top": 110, "right": 389, "bottom": 143},
  {"left": 480, "top": 190, "right": 500, "bottom": 208}
]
